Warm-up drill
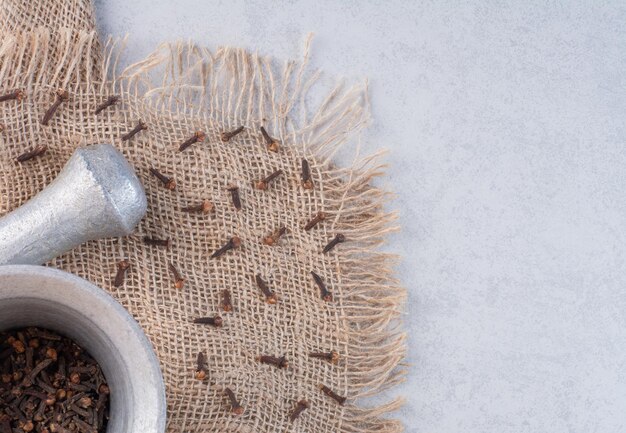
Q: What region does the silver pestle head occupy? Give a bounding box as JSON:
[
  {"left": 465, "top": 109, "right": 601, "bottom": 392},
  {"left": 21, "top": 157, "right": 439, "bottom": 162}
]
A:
[{"left": 0, "top": 143, "right": 147, "bottom": 265}]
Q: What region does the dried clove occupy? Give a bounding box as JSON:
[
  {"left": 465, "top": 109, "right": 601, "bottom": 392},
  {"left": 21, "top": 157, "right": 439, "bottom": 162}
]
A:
[
  {"left": 262, "top": 226, "right": 287, "bottom": 246},
  {"left": 113, "top": 260, "right": 130, "bottom": 287},
  {"left": 301, "top": 158, "right": 314, "bottom": 189},
  {"left": 93, "top": 96, "right": 119, "bottom": 115},
  {"left": 211, "top": 237, "right": 241, "bottom": 259},
  {"left": 193, "top": 316, "right": 223, "bottom": 327},
  {"left": 121, "top": 120, "right": 147, "bottom": 141},
  {"left": 289, "top": 399, "right": 310, "bottom": 422},
  {"left": 0, "top": 89, "right": 24, "bottom": 103},
  {"left": 221, "top": 289, "right": 233, "bottom": 312},
  {"left": 227, "top": 185, "right": 242, "bottom": 210},
  {"left": 318, "top": 384, "right": 346, "bottom": 405},
  {"left": 181, "top": 199, "right": 213, "bottom": 214},
  {"left": 259, "top": 126, "right": 280, "bottom": 152},
  {"left": 0, "top": 327, "right": 110, "bottom": 432},
  {"left": 195, "top": 352, "right": 208, "bottom": 380},
  {"left": 255, "top": 355, "right": 288, "bottom": 369},
  {"left": 310, "top": 271, "right": 333, "bottom": 302},
  {"left": 143, "top": 237, "right": 171, "bottom": 248},
  {"left": 304, "top": 211, "right": 326, "bottom": 231},
  {"left": 16, "top": 145, "right": 47, "bottom": 163},
  {"left": 168, "top": 263, "right": 185, "bottom": 289},
  {"left": 220, "top": 126, "right": 244, "bottom": 143},
  {"left": 149, "top": 168, "right": 176, "bottom": 190},
  {"left": 322, "top": 233, "right": 346, "bottom": 254},
  {"left": 178, "top": 131, "right": 206, "bottom": 152},
  {"left": 41, "top": 89, "right": 69, "bottom": 125},
  {"left": 254, "top": 169, "right": 283, "bottom": 190},
  {"left": 255, "top": 274, "right": 277, "bottom": 304},
  {"left": 308, "top": 350, "right": 340, "bottom": 364},
  {"left": 224, "top": 388, "right": 244, "bottom": 415}
]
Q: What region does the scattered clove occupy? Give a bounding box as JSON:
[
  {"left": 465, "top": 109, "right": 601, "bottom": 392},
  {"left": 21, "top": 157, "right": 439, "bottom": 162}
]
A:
[
  {"left": 318, "top": 384, "right": 347, "bottom": 405},
  {"left": 41, "top": 89, "right": 69, "bottom": 125},
  {"left": 193, "top": 316, "right": 223, "bottom": 327},
  {"left": 121, "top": 120, "right": 147, "bottom": 141},
  {"left": 322, "top": 233, "right": 346, "bottom": 254},
  {"left": 262, "top": 226, "right": 287, "bottom": 246},
  {"left": 149, "top": 168, "right": 176, "bottom": 190},
  {"left": 227, "top": 185, "right": 242, "bottom": 210},
  {"left": 181, "top": 199, "right": 213, "bottom": 214},
  {"left": 255, "top": 355, "right": 288, "bottom": 369},
  {"left": 113, "top": 260, "right": 130, "bottom": 287},
  {"left": 259, "top": 126, "right": 280, "bottom": 152},
  {"left": 0, "top": 89, "right": 24, "bottom": 103},
  {"left": 220, "top": 126, "right": 245, "bottom": 143},
  {"left": 93, "top": 96, "right": 119, "bottom": 115},
  {"left": 254, "top": 169, "right": 283, "bottom": 190},
  {"left": 143, "top": 236, "right": 171, "bottom": 248},
  {"left": 195, "top": 352, "right": 208, "bottom": 380},
  {"left": 221, "top": 289, "right": 233, "bottom": 312},
  {"left": 301, "top": 158, "right": 314, "bottom": 189},
  {"left": 224, "top": 388, "right": 244, "bottom": 415},
  {"left": 168, "top": 262, "right": 185, "bottom": 289},
  {"left": 310, "top": 271, "right": 333, "bottom": 302},
  {"left": 304, "top": 211, "right": 326, "bottom": 231},
  {"left": 211, "top": 236, "right": 241, "bottom": 259},
  {"left": 308, "top": 350, "right": 340, "bottom": 364},
  {"left": 16, "top": 145, "right": 47, "bottom": 163},
  {"left": 255, "top": 274, "right": 277, "bottom": 304},
  {"left": 178, "top": 131, "right": 206, "bottom": 152},
  {"left": 289, "top": 399, "right": 310, "bottom": 422}
]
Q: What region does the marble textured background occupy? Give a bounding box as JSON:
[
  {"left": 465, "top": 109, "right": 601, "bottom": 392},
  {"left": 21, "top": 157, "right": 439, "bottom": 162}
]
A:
[{"left": 94, "top": 1, "right": 626, "bottom": 432}]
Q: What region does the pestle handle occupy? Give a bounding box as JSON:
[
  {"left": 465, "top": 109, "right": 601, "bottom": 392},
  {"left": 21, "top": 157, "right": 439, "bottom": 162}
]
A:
[{"left": 0, "top": 144, "right": 147, "bottom": 265}]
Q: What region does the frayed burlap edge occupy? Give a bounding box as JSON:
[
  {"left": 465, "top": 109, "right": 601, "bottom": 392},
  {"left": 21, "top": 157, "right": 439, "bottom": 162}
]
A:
[{"left": 0, "top": 27, "right": 407, "bottom": 432}]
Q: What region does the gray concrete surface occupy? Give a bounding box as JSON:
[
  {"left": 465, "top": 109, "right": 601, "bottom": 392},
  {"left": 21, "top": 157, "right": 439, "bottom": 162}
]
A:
[{"left": 94, "top": 1, "right": 626, "bottom": 432}]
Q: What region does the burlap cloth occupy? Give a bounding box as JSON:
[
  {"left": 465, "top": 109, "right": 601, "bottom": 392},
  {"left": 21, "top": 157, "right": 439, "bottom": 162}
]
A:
[{"left": 0, "top": 1, "right": 406, "bottom": 432}]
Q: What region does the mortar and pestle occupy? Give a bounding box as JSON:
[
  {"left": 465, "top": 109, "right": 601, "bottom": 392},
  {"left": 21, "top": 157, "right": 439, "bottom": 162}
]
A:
[{"left": 0, "top": 144, "right": 166, "bottom": 433}]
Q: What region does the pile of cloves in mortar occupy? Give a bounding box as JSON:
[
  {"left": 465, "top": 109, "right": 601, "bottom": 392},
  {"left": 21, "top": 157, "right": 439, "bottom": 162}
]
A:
[{"left": 0, "top": 327, "right": 110, "bottom": 433}]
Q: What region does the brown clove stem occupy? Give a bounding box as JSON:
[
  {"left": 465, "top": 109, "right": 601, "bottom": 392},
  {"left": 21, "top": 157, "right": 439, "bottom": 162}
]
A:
[
  {"left": 255, "top": 274, "right": 277, "bottom": 304},
  {"left": 121, "top": 120, "right": 147, "bottom": 141},
  {"left": 221, "top": 289, "right": 233, "bottom": 312},
  {"left": 0, "top": 89, "right": 24, "bottom": 103},
  {"left": 168, "top": 263, "right": 185, "bottom": 289},
  {"left": 289, "top": 399, "right": 310, "bottom": 422},
  {"left": 178, "top": 131, "right": 206, "bottom": 152},
  {"left": 224, "top": 388, "right": 244, "bottom": 415},
  {"left": 262, "top": 226, "right": 287, "bottom": 246},
  {"left": 195, "top": 352, "right": 208, "bottom": 380},
  {"left": 41, "top": 89, "right": 68, "bottom": 125},
  {"left": 149, "top": 168, "right": 176, "bottom": 190},
  {"left": 322, "top": 233, "right": 346, "bottom": 254},
  {"left": 193, "top": 316, "right": 223, "bottom": 327},
  {"left": 259, "top": 126, "right": 280, "bottom": 152},
  {"left": 181, "top": 199, "right": 213, "bottom": 214},
  {"left": 255, "top": 355, "right": 288, "bottom": 369},
  {"left": 113, "top": 260, "right": 130, "bottom": 287},
  {"left": 211, "top": 236, "right": 241, "bottom": 259},
  {"left": 309, "top": 350, "right": 340, "bottom": 364},
  {"left": 310, "top": 271, "right": 333, "bottom": 302},
  {"left": 16, "top": 145, "right": 47, "bottom": 163},
  {"left": 318, "top": 384, "right": 346, "bottom": 405},
  {"left": 301, "top": 158, "right": 314, "bottom": 189},
  {"left": 304, "top": 211, "right": 326, "bottom": 231},
  {"left": 220, "top": 126, "right": 245, "bottom": 142},
  {"left": 228, "top": 185, "right": 242, "bottom": 210},
  {"left": 143, "top": 237, "right": 171, "bottom": 248},
  {"left": 94, "top": 95, "right": 119, "bottom": 115},
  {"left": 254, "top": 169, "right": 284, "bottom": 190}
]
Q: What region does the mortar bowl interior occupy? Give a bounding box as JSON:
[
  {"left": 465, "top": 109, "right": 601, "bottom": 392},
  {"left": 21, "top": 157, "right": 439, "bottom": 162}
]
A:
[{"left": 0, "top": 265, "right": 166, "bottom": 433}]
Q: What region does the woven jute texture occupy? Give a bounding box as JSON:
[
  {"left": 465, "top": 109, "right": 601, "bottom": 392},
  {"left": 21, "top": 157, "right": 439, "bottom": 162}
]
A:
[{"left": 0, "top": 1, "right": 406, "bottom": 432}]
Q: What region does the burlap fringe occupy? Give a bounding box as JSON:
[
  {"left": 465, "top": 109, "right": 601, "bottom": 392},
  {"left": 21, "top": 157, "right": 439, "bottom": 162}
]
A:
[{"left": 0, "top": 28, "right": 407, "bottom": 432}]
